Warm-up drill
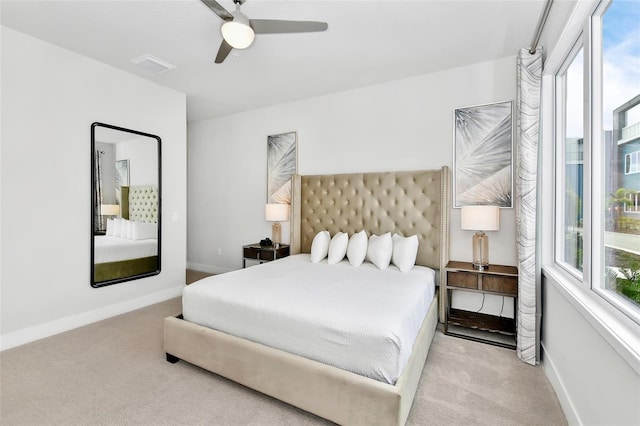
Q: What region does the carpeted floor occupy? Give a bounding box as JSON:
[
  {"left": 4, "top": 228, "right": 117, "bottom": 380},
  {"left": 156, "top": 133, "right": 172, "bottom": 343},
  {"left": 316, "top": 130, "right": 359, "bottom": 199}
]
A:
[
  {"left": 0, "top": 297, "right": 567, "bottom": 425},
  {"left": 186, "top": 269, "right": 213, "bottom": 284}
]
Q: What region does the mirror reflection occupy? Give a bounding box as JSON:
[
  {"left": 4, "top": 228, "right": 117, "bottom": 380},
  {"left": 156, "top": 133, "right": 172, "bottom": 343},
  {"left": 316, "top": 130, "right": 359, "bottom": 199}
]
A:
[{"left": 91, "top": 122, "right": 161, "bottom": 287}]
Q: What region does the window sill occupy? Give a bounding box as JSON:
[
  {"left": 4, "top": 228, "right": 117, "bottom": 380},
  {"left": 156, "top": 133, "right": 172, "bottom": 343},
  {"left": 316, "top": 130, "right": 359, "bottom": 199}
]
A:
[{"left": 543, "top": 265, "right": 640, "bottom": 375}]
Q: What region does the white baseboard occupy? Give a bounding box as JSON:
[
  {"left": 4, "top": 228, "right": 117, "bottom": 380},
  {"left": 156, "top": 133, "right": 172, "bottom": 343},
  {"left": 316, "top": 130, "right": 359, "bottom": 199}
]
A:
[
  {"left": 541, "top": 342, "right": 581, "bottom": 425},
  {"left": 187, "top": 261, "right": 234, "bottom": 275},
  {"left": 0, "top": 285, "right": 184, "bottom": 352}
]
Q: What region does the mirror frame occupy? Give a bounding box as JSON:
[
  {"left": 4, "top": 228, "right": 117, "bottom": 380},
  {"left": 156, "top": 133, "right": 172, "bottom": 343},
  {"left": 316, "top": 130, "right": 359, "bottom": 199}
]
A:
[{"left": 90, "top": 122, "right": 162, "bottom": 288}]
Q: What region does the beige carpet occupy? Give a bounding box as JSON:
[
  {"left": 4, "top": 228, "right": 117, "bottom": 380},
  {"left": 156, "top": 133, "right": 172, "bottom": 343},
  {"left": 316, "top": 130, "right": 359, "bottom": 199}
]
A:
[
  {"left": 0, "top": 298, "right": 567, "bottom": 425},
  {"left": 186, "top": 269, "right": 213, "bottom": 285}
]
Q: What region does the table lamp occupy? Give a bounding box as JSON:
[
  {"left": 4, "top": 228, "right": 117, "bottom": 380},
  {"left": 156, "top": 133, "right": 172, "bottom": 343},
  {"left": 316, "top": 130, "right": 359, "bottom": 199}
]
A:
[
  {"left": 461, "top": 205, "right": 500, "bottom": 270},
  {"left": 100, "top": 204, "right": 120, "bottom": 218},
  {"left": 265, "top": 203, "right": 290, "bottom": 246}
]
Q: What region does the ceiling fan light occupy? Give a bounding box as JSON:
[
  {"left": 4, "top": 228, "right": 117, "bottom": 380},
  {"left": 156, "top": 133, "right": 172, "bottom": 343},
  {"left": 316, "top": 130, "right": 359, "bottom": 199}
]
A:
[{"left": 221, "top": 14, "right": 255, "bottom": 49}]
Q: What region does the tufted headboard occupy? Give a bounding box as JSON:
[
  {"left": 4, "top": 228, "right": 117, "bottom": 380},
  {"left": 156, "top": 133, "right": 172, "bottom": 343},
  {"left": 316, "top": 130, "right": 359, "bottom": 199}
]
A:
[
  {"left": 128, "top": 186, "right": 159, "bottom": 223},
  {"left": 290, "top": 167, "right": 450, "bottom": 274}
]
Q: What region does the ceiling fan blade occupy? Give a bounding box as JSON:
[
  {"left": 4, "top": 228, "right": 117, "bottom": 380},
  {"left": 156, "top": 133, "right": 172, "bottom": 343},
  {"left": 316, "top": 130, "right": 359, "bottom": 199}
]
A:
[
  {"left": 215, "top": 40, "right": 233, "bottom": 63},
  {"left": 199, "top": 0, "right": 233, "bottom": 21},
  {"left": 250, "top": 19, "right": 328, "bottom": 34}
]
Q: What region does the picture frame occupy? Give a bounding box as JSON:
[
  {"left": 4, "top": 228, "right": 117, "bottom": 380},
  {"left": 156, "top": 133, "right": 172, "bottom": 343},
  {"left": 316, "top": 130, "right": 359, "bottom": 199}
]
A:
[
  {"left": 453, "top": 100, "right": 513, "bottom": 208},
  {"left": 115, "top": 159, "right": 130, "bottom": 188},
  {"left": 267, "top": 131, "right": 297, "bottom": 204},
  {"left": 114, "top": 159, "right": 130, "bottom": 216}
]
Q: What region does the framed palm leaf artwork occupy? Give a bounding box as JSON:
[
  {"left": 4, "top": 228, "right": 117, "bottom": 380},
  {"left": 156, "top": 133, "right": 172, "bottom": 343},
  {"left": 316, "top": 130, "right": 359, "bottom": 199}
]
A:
[
  {"left": 267, "top": 132, "right": 297, "bottom": 204},
  {"left": 453, "top": 100, "right": 513, "bottom": 208},
  {"left": 115, "top": 159, "right": 130, "bottom": 188}
]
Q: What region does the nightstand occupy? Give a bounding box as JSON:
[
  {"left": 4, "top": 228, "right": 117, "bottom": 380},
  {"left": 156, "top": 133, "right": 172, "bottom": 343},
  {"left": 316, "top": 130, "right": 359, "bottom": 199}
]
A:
[
  {"left": 443, "top": 261, "right": 518, "bottom": 349},
  {"left": 242, "top": 243, "right": 290, "bottom": 268}
]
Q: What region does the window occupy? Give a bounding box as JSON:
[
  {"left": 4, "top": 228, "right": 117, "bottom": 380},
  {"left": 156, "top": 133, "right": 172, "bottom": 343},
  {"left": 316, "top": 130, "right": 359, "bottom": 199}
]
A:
[
  {"left": 625, "top": 151, "right": 639, "bottom": 175},
  {"left": 600, "top": 0, "right": 640, "bottom": 319},
  {"left": 558, "top": 47, "right": 584, "bottom": 274},
  {"left": 556, "top": 0, "right": 640, "bottom": 323}
]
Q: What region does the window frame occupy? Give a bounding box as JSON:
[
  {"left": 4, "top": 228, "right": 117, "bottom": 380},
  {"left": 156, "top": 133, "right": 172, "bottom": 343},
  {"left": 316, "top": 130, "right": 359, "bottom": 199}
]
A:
[
  {"left": 541, "top": 0, "right": 640, "bottom": 374},
  {"left": 555, "top": 38, "right": 587, "bottom": 283},
  {"left": 592, "top": 0, "right": 640, "bottom": 325},
  {"left": 552, "top": 0, "right": 640, "bottom": 326},
  {"left": 624, "top": 151, "right": 639, "bottom": 175}
]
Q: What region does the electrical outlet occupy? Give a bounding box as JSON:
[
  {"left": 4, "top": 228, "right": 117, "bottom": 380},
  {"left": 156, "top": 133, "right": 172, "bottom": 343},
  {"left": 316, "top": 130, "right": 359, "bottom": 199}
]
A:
[{"left": 217, "top": 248, "right": 222, "bottom": 256}]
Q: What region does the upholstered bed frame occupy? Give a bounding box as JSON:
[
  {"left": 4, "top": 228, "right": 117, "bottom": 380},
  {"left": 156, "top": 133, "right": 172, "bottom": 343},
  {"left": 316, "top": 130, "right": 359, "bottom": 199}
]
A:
[
  {"left": 164, "top": 167, "right": 450, "bottom": 425},
  {"left": 128, "top": 185, "right": 159, "bottom": 223}
]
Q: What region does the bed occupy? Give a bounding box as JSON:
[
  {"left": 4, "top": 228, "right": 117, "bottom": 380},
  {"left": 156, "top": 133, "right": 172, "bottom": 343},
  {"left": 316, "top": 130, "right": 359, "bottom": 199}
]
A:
[
  {"left": 93, "top": 235, "right": 158, "bottom": 282},
  {"left": 164, "top": 167, "right": 450, "bottom": 425},
  {"left": 93, "top": 185, "right": 160, "bottom": 284}
]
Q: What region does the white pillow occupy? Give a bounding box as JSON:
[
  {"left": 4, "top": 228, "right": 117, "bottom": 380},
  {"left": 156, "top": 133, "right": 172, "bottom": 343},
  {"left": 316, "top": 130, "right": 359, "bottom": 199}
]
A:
[
  {"left": 119, "top": 219, "right": 129, "bottom": 238},
  {"left": 392, "top": 233, "right": 419, "bottom": 272},
  {"left": 328, "top": 232, "right": 348, "bottom": 264},
  {"left": 366, "top": 232, "right": 392, "bottom": 270},
  {"left": 120, "top": 219, "right": 134, "bottom": 239},
  {"left": 108, "top": 218, "right": 122, "bottom": 237},
  {"left": 347, "top": 230, "right": 368, "bottom": 267},
  {"left": 132, "top": 221, "right": 157, "bottom": 240},
  {"left": 310, "top": 231, "right": 331, "bottom": 263},
  {"left": 106, "top": 218, "right": 116, "bottom": 236}
]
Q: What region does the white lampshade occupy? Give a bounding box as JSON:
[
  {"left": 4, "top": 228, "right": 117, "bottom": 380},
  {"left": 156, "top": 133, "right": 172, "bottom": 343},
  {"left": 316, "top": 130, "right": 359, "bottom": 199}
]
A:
[
  {"left": 100, "top": 204, "right": 120, "bottom": 216},
  {"left": 461, "top": 205, "right": 500, "bottom": 231},
  {"left": 265, "top": 204, "right": 290, "bottom": 222},
  {"left": 221, "top": 13, "right": 255, "bottom": 49}
]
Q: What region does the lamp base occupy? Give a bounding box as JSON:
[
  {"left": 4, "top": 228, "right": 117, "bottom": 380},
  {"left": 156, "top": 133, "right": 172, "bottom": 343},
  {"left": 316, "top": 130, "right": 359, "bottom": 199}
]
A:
[
  {"left": 472, "top": 262, "right": 489, "bottom": 271},
  {"left": 472, "top": 231, "right": 489, "bottom": 270},
  {"left": 272, "top": 221, "right": 282, "bottom": 246}
]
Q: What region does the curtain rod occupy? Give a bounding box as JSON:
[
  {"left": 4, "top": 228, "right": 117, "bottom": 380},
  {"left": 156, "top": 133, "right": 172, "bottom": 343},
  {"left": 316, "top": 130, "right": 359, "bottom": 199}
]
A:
[{"left": 529, "top": 0, "right": 554, "bottom": 54}]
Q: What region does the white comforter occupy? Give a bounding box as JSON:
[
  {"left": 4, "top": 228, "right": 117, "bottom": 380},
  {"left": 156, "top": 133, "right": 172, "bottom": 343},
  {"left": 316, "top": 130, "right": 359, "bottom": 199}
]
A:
[
  {"left": 94, "top": 236, "right": 157, "bottom": 264},
  {"left": 182, "top": 254, "right": 435, "bottom": 384}
]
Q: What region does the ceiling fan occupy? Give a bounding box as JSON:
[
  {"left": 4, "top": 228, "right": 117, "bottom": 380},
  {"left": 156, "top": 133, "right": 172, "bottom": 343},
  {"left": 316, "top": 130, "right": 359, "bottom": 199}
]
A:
[{"left": 200, "top": 0, "right": 329, "bottom": 63}]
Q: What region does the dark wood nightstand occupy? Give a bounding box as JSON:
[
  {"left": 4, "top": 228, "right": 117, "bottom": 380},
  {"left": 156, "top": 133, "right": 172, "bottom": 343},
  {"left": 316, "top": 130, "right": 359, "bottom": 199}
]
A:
[
  {"left": 443, "top": 261, "right": 518, "bottom": 349},
  {"left": 242, "top": 243, "right": 290, "bottom": 268}
]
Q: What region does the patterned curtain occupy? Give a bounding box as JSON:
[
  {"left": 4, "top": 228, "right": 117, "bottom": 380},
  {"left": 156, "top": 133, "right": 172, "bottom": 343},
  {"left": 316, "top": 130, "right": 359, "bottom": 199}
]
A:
[
  {"left": 516, "top": 47, "right": 543, "bottom": 365},
  {"left": 94, "top": 150, "right": 104, "bottom": 232}
]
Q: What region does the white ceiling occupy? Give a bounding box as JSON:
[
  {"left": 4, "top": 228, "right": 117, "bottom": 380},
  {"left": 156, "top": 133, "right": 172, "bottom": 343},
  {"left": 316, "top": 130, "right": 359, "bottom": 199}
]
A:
[{"left": 1, "top": 0, "right": 546, "bottom": 122}]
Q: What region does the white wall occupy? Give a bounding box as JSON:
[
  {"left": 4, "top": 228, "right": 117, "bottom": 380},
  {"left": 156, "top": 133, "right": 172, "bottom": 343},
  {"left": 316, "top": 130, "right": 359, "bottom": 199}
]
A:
[
  {"left": 542, "top": 274, "right": 640, "bottom": 425},
  {"left": 0, "top": 27, "right": 187, "bottom": 349},
  {"left": 117, "top": 136, "right": 158, "bottom": 187},
  {"left": 187, "top": 55, "right": 518, "bottom": 310}
]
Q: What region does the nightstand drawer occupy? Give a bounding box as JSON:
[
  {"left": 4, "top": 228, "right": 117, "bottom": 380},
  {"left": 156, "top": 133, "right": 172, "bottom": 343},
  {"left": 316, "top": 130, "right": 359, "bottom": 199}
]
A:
[
  {"left": 483, "top": 275, "right": 517, "bottom": 294},
  {"left": 243, "top": 247, "right": 261, "bottom": 259},
  {"left": 256, "top": 250, "right": 277, "bottom": 261},
  {"left": 447, "top": 271, "right": 478, "bottom": 289}
]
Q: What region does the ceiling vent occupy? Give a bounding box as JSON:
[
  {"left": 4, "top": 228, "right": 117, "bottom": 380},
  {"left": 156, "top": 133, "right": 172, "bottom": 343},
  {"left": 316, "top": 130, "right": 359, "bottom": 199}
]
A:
[{"left": 130, "top": 54, "right": 176, "bottom": 74}]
